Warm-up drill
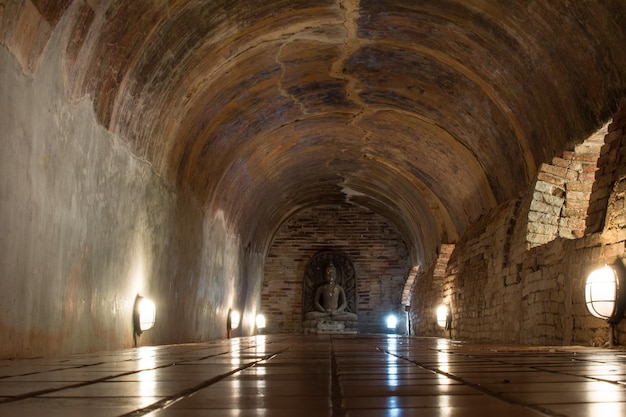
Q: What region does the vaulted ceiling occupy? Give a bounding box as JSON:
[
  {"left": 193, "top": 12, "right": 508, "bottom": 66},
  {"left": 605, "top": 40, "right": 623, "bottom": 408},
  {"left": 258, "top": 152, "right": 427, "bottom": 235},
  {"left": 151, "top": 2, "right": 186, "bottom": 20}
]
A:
[{"left": 11, "top": 0, "right": 626, "bottom": 264}]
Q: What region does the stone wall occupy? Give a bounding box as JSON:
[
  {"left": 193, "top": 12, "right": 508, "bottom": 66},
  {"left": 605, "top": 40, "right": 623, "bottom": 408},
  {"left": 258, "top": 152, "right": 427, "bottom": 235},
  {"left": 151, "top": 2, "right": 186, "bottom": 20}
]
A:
[
  {"left": 412, "top": 101, "right": 626, "bottom": 346},
  {"left": 262, "top": 204, "right": 410, "bottom": 334}
]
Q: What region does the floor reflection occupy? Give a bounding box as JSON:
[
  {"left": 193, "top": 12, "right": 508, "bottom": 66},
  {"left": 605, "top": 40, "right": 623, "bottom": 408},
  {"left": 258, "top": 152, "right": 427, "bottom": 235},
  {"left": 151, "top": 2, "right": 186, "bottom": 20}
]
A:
[
  {"left": 137, "top": 348, "right": 157, "bottom": 398},
  {"left": 255, "top": 334, "right": 267, "bottom": 355},
  {"left": 385, "top": 335, "right": 400, "bottom": 388},
  {"left": 2, "top": 335, "right": 624, "bottom": 417},
  {"left": 230, "top": 337, "right": 241, "bottom": 367}
]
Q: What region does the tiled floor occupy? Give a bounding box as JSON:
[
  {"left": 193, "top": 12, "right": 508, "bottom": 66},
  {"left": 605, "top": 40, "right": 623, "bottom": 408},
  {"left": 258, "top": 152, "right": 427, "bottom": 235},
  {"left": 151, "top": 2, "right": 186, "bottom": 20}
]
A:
[{"left": 1, "top": 335, "right": 626, "bottom": 416}]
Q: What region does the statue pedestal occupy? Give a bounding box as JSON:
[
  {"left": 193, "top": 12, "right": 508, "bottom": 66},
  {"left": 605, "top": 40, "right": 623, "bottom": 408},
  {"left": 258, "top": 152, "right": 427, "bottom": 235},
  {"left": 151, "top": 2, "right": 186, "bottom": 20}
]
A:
[{"left": 302, "top": 319, "right": 358, "bottom": 335}]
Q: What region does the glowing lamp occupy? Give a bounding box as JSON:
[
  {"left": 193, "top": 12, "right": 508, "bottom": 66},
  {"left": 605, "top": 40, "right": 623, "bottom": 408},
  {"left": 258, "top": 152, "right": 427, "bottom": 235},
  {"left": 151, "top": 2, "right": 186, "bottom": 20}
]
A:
[
  {"left": 133, "top": 295, "right": 156, "bottom": 336},
  {"left": 585, "top": 265, "right": 625, "bottom": 323},
  {"left": 436, "top": 304, "right": 449, "bottom": 328},
  {"left": 256, "top": 314, "right": 266, "bottom": 330},
  {"left": 230, "top": 309, "right": 241, "bottom": 329}
]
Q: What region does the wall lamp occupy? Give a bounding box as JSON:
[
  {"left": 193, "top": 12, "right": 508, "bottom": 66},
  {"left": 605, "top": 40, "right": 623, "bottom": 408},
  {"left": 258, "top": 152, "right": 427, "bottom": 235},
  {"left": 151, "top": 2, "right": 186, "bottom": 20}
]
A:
[
  {"left": 386, "top": 314, "right": 398, "bottom": 331},
  {"left": 436, "top": 304, "right": 452, "bottom": 337},
  {"left": 133, "top": 295, "right": 156, "bottom": 346},
  {"left": 585, "top": 263, "right": 626, "bottom": 347},
  {"left": 227, "top": 308, "right": 241, "bottom": 338},
  {"left": 255, "top": 314, "right": 266, "bottom": 331}
]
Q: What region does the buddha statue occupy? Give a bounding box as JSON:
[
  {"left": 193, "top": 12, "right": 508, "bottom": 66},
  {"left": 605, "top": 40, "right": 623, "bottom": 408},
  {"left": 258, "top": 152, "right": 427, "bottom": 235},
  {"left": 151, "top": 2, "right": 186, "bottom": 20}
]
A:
[{"left": 305, "top": 263, "right": 358, "bottom": 322}]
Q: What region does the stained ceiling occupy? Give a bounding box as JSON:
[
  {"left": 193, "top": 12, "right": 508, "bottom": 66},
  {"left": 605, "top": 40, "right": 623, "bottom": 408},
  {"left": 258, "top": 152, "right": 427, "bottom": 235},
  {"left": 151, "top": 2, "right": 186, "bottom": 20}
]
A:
[{"left": 9, "top": 0, "right": 626, "bottom": 265}]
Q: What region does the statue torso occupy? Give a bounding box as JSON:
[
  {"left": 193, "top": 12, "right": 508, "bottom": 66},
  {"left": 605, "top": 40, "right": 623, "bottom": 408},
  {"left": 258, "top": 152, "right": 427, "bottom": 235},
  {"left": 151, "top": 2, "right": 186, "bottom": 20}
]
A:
[{"left": 320, "top": 284, "right": 340, "bottom": 309}]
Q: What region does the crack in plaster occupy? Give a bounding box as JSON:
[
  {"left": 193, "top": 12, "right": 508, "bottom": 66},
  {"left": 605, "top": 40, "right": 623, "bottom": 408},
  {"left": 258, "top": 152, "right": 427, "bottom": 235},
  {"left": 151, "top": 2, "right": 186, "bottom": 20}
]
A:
[
  {"left": 331, "top": 0, "right": 369, "bottom": 135},
  {"left": 276, "top": 36, "right": 309, "bottom": 116},
  {"left": 273, "top": 0, "right": 368, "bottom": 121}
]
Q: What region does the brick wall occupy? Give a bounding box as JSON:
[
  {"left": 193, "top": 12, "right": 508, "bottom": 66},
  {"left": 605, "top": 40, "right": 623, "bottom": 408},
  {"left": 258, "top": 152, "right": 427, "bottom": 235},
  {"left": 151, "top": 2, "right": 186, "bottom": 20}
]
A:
[
  {"left": 588, "top": 105, "right": 626, "bottom": 233},
  {"left": 408, "top": 244, "right": 454, "bottom": 337},
  {"left": 261, "top": 203, "right": 410, "bottom": 334},
  {"left": 528, "top": 129, "right": 605, "bottom": 248},
  {"left": 411, "top": 101, "right": 626, "bottom": 346}
]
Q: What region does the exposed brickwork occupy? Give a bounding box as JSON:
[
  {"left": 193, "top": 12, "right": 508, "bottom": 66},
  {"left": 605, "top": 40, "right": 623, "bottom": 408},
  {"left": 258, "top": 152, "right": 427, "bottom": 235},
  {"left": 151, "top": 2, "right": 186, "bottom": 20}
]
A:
[
  {"left": 527, "top": 128, "right": 605, "bottom": 248},
  {"left": 401, "top": 266, "right": 419, "bottom": 306},
  {"left": 408, "top": 262, "right": 438, "bottom": 336},
  {"left": 441, "top": 198, "right": 530, "bottom": 343},
  {"left": 262, "top": 203, "right": 409, "bottom": 334},
  {"left": 434, "top": 244, "right": 455, "bottom": 279},
  {"left": 412, "top": 102, "right": 626, "bottom": 346},
  {"left": 587, "top": 104, "right": 626, "bottom": 233},
  {"left": 408, "top": 244, "right": 455, "bottom": 336}
]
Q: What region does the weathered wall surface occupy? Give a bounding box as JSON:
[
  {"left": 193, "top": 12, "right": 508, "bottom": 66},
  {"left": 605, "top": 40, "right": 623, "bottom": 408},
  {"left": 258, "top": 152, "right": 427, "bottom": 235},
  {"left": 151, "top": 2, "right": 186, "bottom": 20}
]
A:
[
  {"left": 262, "top": 204, "right": 410, "bottom": 334},
  {"left": 0, "top": 33, "right": 253, "bottom": 357},
  {"left": 411, "top": 103, "right": 626, "bottom": 346}
]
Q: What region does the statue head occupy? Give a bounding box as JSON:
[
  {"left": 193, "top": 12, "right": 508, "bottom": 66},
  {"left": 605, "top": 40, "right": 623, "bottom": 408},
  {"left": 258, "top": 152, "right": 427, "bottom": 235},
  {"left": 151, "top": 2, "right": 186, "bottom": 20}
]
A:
[{"left": 325, "top": 263, "right": 337, "bottom": 284}]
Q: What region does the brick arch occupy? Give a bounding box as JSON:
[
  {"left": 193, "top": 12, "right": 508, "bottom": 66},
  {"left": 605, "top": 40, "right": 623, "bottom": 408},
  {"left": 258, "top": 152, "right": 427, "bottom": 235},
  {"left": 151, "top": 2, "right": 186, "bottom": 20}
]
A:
[{"left": 526, "top": 123, "right": 608, "bottom": 248}]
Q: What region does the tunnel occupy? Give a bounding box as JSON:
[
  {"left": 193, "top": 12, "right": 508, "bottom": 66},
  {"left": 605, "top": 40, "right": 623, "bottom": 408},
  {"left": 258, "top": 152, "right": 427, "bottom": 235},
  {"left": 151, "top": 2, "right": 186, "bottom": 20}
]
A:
[
  {"left": 3, "top": 0, "right": 626, "bottom": 369},
  {"left": 4, "top": 1, "right": 626, "bottom": 415}
]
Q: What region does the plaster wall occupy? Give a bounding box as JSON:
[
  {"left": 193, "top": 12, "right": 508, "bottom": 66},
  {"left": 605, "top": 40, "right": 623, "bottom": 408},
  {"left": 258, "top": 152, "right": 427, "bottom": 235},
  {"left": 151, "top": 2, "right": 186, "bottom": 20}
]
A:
[{"left": 0, "top": 35, "right": 253, "bottom": 358}]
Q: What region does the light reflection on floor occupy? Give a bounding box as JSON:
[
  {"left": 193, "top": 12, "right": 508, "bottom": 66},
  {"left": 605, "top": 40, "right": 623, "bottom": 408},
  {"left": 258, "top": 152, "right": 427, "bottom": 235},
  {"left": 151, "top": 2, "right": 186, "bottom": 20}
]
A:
[
  {"left": 137, "top": 353, "right": 158, "bottom": 398},
  {"left": 386, "top": 336, "right": 400, "bottom": 388},
  {"left": 0, "top": 335, "right": 625, "bottom": 417}
]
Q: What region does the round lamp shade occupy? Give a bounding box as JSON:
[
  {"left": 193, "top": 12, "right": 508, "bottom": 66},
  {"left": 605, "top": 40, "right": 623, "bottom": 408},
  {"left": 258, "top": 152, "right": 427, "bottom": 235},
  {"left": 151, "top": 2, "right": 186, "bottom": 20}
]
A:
[{"left": 585, "top": 265, "right": 620, "bottom": 321}]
